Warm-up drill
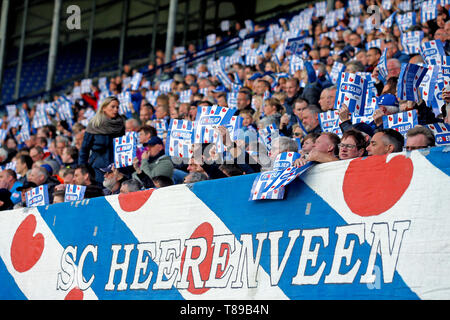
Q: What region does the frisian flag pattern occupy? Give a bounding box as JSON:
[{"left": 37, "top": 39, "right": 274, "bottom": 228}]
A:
[
  {"left": 401, "top": 31, "right": 424, "bottom": 55},
  {"left": 250, "top": 162, "right": 313, "bottom": 200},
  {"left": 382, "top": 109, "right": 418, "bottom": 138},
  {"left": 145, "top": 90, "right": 160, "bottom": 107},
  {"left": 420, "top": 0, "right": 438, "bottom": 23},
  {"left": 334, "top": 72, "right": 368, "bottom": 116},
  {"left": 32, "top": 111, "right": 51, "bottom": 129},
  {"left": 397, "top": 63, "right": 428, "bottom": 102},
  {"left": 117, "top": 91, "right": 132, "bottom": 115},
  {"left": 382, "top": 0, "right": 393, "bottom": 10},
  {"left": 419, "top": 65, "right": 440, "bottom": 111},
  {"left": 330, "top": 61, "right": 346, "bottom": 84},
  {"left": 224, "top": 115, "right": 244, "bottom": 142},
  {"left": 0, "top": 147, "right": 449, "bottom": 300},
  {"left": 25, "top": 185, "right": 49, "bottom": 208},
  {"left": 272, "top": 152, "right": 301, "bottom": 171},
  {"left": 420, "top": 39, "right": 445, "bottom": 65},
  {"left": 179, "top": 90, "right": 192, "bottom": 104},
  {"left": 382, "top": 11, "right": 396, "bottom": 29},
  {"left": 130, "top": 72, "right": 142, "bottom": 91},
  {"left": 152, "top": 119, "right": 168, "bottom": 139},
  {"left": 193, "top": 105, "right": 236, "bottom": 145},
  {"left": 396, "top": 11, "right": 416, "bottom": 33},
  {"left": 258, "top": 123, "right": 278, "bottom": 152},
  {"left": 285, "top": 36, "right": 309, "bottom": 55},
  {"left": 166, "top": 119, "right": 194, "bottom": 159},
  {"left": 425, "top": 122, "right": 450, "bottom": 145},
  {"left": 319, "top": 110, "right": 343, "bottom": 137},
  {"left": 113, "top": 132, "right": 138, "bottom": 168},
  {"left": 64, "top": 185, "right": 87, "bottom": 202},
  {"left": 227, "top": 91, "right": 238, "bottom": 109}
]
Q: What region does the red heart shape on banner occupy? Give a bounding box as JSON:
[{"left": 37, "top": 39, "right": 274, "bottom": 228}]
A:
[
  {"left": 118, "top": 189, "right": 154, "bottom": 212},
  {"left": 180, "top": 222, "right": 230, "bottom": 295},
  {"left": 10, "top": 215, "right": 45, "bottom": 273},
  {"left": 343, "top": 155, "right": 413, "bottom": 216}
]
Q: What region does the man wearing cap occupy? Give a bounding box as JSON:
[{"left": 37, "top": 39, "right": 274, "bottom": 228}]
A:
[
  {"left": 132, "top": 136, "right": 174, "bottom": 186},
  {"left": 14, "top": 181, "right": 38, "bottom": 209},
  {"left": 101, "top": 164, "right": 131, "bottom": 196}
]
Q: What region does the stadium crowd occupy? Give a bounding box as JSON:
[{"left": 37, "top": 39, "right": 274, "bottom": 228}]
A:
[{"left": 0, "top": 0, "right": 449, "bottom": 210}]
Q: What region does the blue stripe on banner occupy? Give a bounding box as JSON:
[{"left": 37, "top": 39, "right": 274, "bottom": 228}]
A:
[
  {"left": 0, "top": 257, "right": 27, "bottom": 300},
  {"left": 190, "top": 174, "right": 420, "bottom": 300},
  {"left": 37, "top": 198, "right": 184, "bottom": 300}
]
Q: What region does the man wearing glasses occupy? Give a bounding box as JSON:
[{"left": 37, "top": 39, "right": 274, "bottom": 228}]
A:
[{"left": 404, "top": 126, "right": 436, "bottom": 152}]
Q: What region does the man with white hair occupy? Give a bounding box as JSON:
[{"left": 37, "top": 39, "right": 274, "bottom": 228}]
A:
[{"left": 125, "top": 118, "right": 140, "bottom": 132}]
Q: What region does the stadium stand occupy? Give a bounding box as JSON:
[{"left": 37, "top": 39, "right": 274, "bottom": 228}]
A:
[{"left": 0, "top": 0, "right": 448, "bottom": 207}]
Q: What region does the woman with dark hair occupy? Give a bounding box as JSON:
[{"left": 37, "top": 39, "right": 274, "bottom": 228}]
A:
[{"left": 78, "top": 96, "right": 126, "bottom": 184}]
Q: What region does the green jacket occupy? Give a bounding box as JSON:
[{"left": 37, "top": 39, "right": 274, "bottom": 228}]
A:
[{"left": 132, "top": 154, "right": 174, "bottom": 183}]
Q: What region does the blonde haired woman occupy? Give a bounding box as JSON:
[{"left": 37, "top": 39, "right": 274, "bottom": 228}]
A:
[{"left": 78, "top": 96, "right": 126, "bottom": 184}]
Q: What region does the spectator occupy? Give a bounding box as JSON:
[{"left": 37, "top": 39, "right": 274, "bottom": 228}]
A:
[
  {"left": 52, "top": 189, "right": 65, "bottom": 204},
  {"left": 300, "top": 132, "right": 320, "bottom": 158},
  {"left": 61, "top": 146, "right": 79, "bottom": 169},
  {"left": 26, "top": 166, "right": 60, "bottom": 203},
  {"left": 125, "top": 118, "right": 140, "bottom": 132},
  {"left": 132, "top": 136, "right": 174, "bottom": 186},
  {"left": 0, "top": 169, "right": 23, "bottom": 206},
  {"left": 318, "top": 85, "right": 337, "bottom": 112},
  {"left": 295, "top": 132, "right": 340, "bottom": 166},
  {"left": 234, "top": 89, "right": 254, "bottom": 116},
  {"left": 301, "top": 105, "right": 322, "bottom": 134},
  {"left": 366, "top": 129, "right": 405, "bottom": 156},
  {"left": 15, "top": 154, "right": 33, "bottom": 183},
  {"left": 14, "top": 181, "right": 38, "bottom": 209},
  {"left": 184, "top": 171, "right": 208, "bottom": 183},
  {"left": 139, "top": 102, "right": 155, "bottom": 124},
  {"left": 73, "top": 164, "right": 97, "bottom": 187},
  {"left": 119, "top": 179, "right": 142, "bottom": 194},
  {"left": 405, "top": 126, "right": 436, "bottom": 151},
  {"left": 152, "top": 175, "right": 174, "bottom": 188},
  {"left": 284, "top": 78, "right": 302, "bottom": 115},
  {"left": 338, "top": 129, "right": 367, "bottom": 160},
  {"left": 78, "top": 96, "right": 126, "bottom": 184},
  {"left": 100, "top": 164, "right": 130, "bottom": 196},
  {"left": 365, "top": 47, "right": 382, "bottom": 73}
]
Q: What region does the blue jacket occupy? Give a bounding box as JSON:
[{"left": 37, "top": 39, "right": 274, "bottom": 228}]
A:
[{"left": 78, "top": 129, "right": 125, "bottom": 183}]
